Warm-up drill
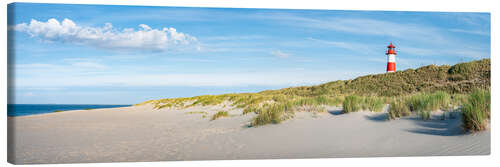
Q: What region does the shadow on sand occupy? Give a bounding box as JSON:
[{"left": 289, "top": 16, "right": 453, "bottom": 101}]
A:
[
  {"left": 328, "top": 109, "right": 466, "bottom": 136},
  {"left": 360, "top": 111, "right": 465, "bottom": 136},
  {"left": 364, "top": 113, "right": 389, "bottom": 122},
  {"left": 327, "top": 110, "right": 343, "bottom": 116},
  {"left": 403, "top": 114, "right": 465, "bottom": 136}
]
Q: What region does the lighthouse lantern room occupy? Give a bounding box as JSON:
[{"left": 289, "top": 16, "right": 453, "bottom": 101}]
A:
[{"left": 386, "top": 42, "right": 396, "bottom": 73}]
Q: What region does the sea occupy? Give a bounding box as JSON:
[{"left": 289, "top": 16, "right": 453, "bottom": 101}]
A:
[{"left": 7, "top": 104, "right": 131, "bottom": 117}]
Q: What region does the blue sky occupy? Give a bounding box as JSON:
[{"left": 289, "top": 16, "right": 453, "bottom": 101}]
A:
[{"left": 8, "top": 3, "right": 490, "bottom": 104}]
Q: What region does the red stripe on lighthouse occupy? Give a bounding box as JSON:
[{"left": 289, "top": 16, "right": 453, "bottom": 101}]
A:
[{"left": 387, "top": 62, "right": 395, "bottom": 72}]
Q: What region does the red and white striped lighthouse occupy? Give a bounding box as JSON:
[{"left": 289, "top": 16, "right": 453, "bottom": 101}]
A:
[{"left": 386, "top": 42, "right": 396, "bottom": 73}]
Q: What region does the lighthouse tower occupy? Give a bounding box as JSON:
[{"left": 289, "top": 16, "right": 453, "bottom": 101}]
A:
[{"left": 386, "top": 42, "right": 396, "bottom": 73}]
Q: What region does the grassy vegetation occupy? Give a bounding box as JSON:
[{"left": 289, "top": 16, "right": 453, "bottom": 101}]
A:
[
  {"left": 388, "top": 91, "right": 454, "bottom": 120},
  {"left": 186, "top": 111, "right": 209, "bottom": 118},
  {"left": 362, "top": 96, "right": 385, "bottom": 112},
  {"left": 250, "top": 104, "right": 287, "bottom": 126},
  {"left": 388, "top": 99, "right": 410, "bottom": 120},
  {"left": 53, "top": 110, "right": 65, "bottom": 113},
  {"left": 136, "top": 59, "right": 490, "bottom": 127},
  {"left": 342, "top": 95, "right": 386, "bottom": 113},
  {"left": 342, "top": 95, "right": 362, "bottom": 113},
  {"left": 406, "top": 91, "right": 451, "bottom": 112},
  {"left": 386, "top": 89, "right": 491, "bottom": 126},
  {"left": 419, "top": 110, "right": 431, "bottom": 121},
  {"left": 461, "top": 89, "right": 491, "bottom": 132},
  {"left": 211, "top": 110, "right": 229, "bottom": 121},
  {"left": 262, "top": 59, "right": 490, "bottom": 97},
  {"left": 186, "top": 111, "right": 208, "bottom": 114}
]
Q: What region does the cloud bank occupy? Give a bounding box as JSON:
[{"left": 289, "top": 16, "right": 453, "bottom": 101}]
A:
[{"left": 13, "top": 18, "right": 199, "bottom": 52}]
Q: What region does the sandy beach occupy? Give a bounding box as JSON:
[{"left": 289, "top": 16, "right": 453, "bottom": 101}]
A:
[{"left": 8, "top": 104, "right": 490, "bottom": 164}]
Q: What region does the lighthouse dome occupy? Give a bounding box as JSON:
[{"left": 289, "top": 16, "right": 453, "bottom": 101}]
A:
[{"left": 387, "top": 42, "right": 395, "bottom": 48}]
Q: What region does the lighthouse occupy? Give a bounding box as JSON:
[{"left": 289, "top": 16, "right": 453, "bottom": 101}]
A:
[{"left": 386, "top": 42, "right": 396, "bottom": 73}]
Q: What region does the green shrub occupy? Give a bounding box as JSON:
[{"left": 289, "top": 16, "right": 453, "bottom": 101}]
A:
[
  {"left": 343, "top": 95, "right": 362, "bottom": 113},
  {"left": 405, "top": 91, "right": 451, "bottom": 112},
  {"left": 388, "top": 100, "right": 410, "bottom": 120},
  {"left": 462, "top": 89, "right": 490, "bottom": 131},
  {"left": 428, "top": 91, "right": 451, "bottom": 111},
  {"left": 406, "top": 94, "right": 427, "bottom": 112},
  {"left": 462, "top": 103, "right": 487, "bottom": 131},
  {"left": 362, "top": 96, "right": 384, "bottom": 112},
  {"left": 469, "top": 89, "right": 491, "bottom": 118}
]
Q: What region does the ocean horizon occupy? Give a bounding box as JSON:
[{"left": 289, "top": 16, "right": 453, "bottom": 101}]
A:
[{"left": 7, "top": 104, "right": 131, "bottom": 117}]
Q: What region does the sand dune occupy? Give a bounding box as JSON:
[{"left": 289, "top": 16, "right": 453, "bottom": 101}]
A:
[{"left": 8, "top": 104, "right": 490, "bottom": 164}]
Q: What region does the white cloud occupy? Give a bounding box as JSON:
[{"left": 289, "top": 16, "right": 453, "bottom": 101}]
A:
[
  {"left": 258, "top": 14, "right": 449, "bottom": 44},
  {"left": 13, "top": 18, "right": 199, "bottom": 52},
  {"left": 271, "top": 50, "right": 291, "bottom": 58},
  {"left": 449, "top": 28, "right": 490, "bottom": 36}
]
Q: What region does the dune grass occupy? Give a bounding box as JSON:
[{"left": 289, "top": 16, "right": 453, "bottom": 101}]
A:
[
  {"left": 386, "top": 89, "right": 490, "bottom": 123},
  {"left": 405, "top": 91, "right": 451, "bottom": 112},
  {"left": 342, "top": 95, "right": 385, "bottom": 113},
  {"left": 342, "top": 95, "right": 362, "bottom": 113},
  {"left": 186, "top": 111, "right": 208, "bottom": 115},
  {"left": 362, "top": 96, "right": 385, "bottom": 112},
  {"left": 211, "top": 110, "right": 229, "bottom": 121},
  {"left": 388, "top": 99, "right": 410, "bottom": 120},
  {"left": 261, "top": 59, "right": 489, "bottom": 97},
  {"left": 250, "top": 104, "right": 286, "bottom": 126},
  {"left": 141, "top": 59, "right": 489, "bottom": 111},
  {"left": 419, "top": 110, "right": 431, "bottom": 121},
  {"left": 462, "top": 89, "right": 490, "bottom": 132},
  {"left": 135, "top": 59, "right": 490, "bottom": 127},
  {"left": 246, "top": 95, "right": 336, "bottom": 126},
  {"left": 387, "top": 91, "right": 456, "bottom": 120},
  {"left": 400, "top": 91, "right": 449, "bottom": 121}
]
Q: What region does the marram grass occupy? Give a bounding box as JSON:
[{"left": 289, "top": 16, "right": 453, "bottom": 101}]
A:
[
  {"left": 462, "top": 89, "right": 490, "bottom": 132},
  {"left": 211, "top": 110, "right": 229, "bottom": 121},
  {"left": 388, "top": 99, "right": 410, "bottom": 120},
  {"left": 135, "top": 59, "right": 490, "bottom": 128},
  {"left": 342, "top": 95, "right": 362, "bottom": 113}
]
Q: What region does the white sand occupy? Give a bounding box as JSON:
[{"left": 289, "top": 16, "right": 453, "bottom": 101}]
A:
[{"left": 8, "top": 104, "right": 490, "bottom": 164}]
